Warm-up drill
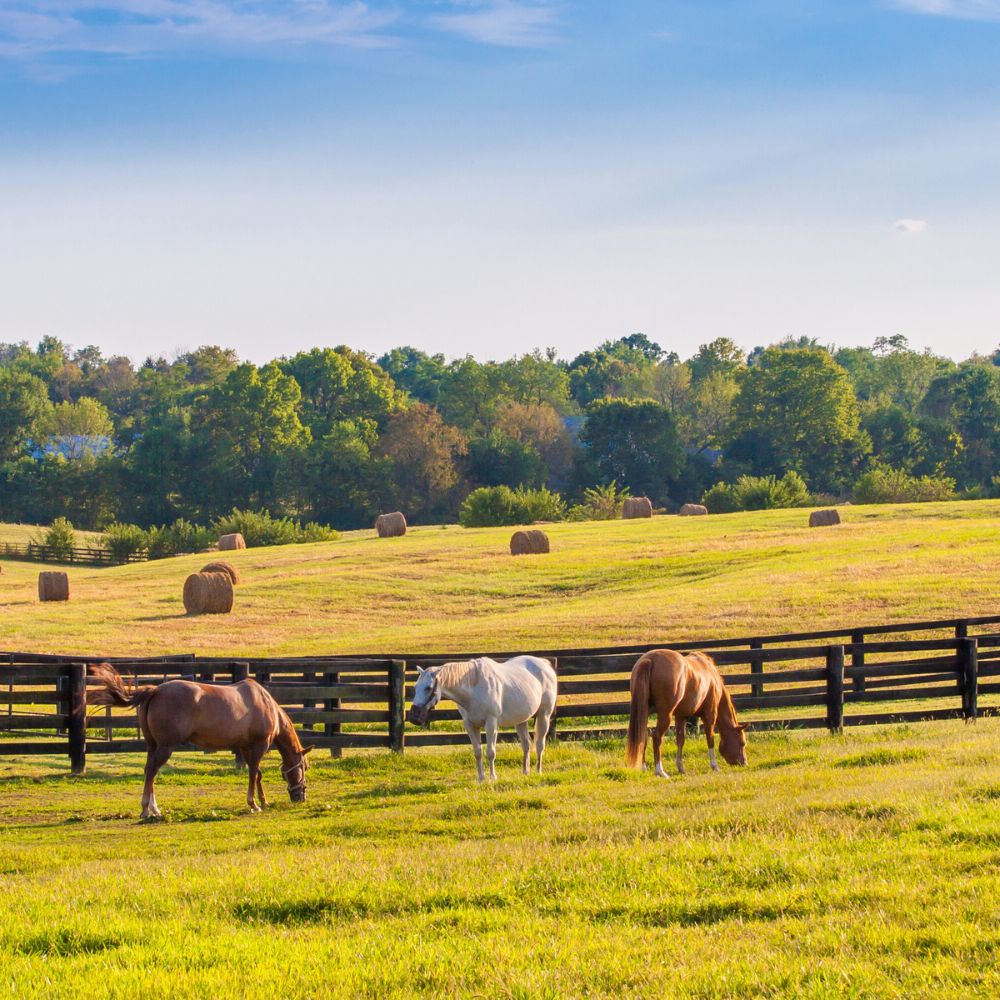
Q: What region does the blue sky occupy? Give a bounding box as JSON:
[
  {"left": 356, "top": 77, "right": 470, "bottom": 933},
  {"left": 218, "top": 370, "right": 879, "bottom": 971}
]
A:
[{"left": 1, "top": 1, "right": 999, "bottom": 363}]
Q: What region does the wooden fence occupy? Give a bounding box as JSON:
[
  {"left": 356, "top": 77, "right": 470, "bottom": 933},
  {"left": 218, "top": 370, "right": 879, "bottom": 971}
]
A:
[
  {"left": 0, "top": 541, "right": 146, "bottom": 566},
  {"left": 2, "top": 613, "right": 999, "bottom": 772}
]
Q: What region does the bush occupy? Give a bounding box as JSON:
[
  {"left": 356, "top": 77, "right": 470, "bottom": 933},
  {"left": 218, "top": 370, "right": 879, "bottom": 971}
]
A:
[
  {"left": 211, "top": 508, "right": 338, "bottom": 547},
  {"left": 567, "top": 481, "right": 630, "bottom": 521},
  {"left": 36, "top": 517, "right": 76, "bottom": 560},
  {"left": 102, "top": 522, "right": 149, "bottom": 563},
  {"left": 852, "top": 466, "right": 956, "bottom": 504},
  {"left": 143, "top": 519, "right": 216, "bottom": 559},
  {"left": 701, "top": 472, "right": 812, "bottom": 513},
  {"left": 459, "top": 486, "right": 566, "bottom": 527}
]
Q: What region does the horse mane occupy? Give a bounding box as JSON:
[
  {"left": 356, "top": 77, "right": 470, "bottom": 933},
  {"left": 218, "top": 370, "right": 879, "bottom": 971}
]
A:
[
  {"left": 718, "top": 679, "right": 740, "bottom": 728},
  {"left": 275, "top": 703, "right": 304, "bottom": 752},
  {"left": 436, "top": 659, "right": 480, "bottom": 689}
]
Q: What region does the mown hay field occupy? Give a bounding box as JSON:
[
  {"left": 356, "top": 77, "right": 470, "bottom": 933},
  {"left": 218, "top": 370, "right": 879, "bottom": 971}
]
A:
[{"left": 2, "top": 500, "right": 1000, "bottom": 657}]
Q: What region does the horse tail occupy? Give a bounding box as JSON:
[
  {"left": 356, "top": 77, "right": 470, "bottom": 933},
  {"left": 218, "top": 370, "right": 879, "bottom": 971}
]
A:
[
  {"left": 625, "top": 655, "right": 653, "bottom": 769},
  {"left": 87, "top": 663, "right": 157, "bottom": 709}
]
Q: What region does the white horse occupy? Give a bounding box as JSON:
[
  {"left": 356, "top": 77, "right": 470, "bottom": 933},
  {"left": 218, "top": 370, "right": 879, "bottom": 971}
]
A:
[{"left": 407, "top": 655, "right": 557, "bottom": 782}]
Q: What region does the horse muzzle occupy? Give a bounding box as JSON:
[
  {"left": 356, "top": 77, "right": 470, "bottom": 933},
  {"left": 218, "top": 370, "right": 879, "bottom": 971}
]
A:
[{"left": 407, "top": 707, "right": 430, "bottom": 727}]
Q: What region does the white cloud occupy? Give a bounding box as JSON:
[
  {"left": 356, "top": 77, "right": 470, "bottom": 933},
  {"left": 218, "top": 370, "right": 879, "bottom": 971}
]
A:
[
  {"left": 0, "top": 1, "right": 399, "bottom": 60},
  {"left": 890, "top": 1, "right": 1000, "bottom": 20},
  {"left": 893, "top": 217, "right": 929, "bottom": 233},
  {"left": 428, "top": 1, "right": 557, "bottom": 48}
]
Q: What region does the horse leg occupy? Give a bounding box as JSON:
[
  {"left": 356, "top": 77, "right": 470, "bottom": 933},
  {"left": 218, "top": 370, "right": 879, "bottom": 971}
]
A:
[
  {"left": 462, "top": 717, "right": 485, "bottom": 783},
  {"left": 256, "top": 769, "right": 267, "bottom": 808},
  {"left": 141, "top": 744, "right": 172, "bottom": 819},
  {"left": 652, "top": 714, "right": 670, "bottom": 779},
  {"left": 516, "top": 722, "right": 531, "bottom": 775},
  {"left": 703, "top": 715, "right": 720, "bottom": 771},
  {"left": 675, "top": 717, "right": 687, "bottom": 775},
  {"left": 245, "top": 743, "right": 267, "bottom": 812},
  {"left": 485, "top": 717, "right": 499, "bottom": 781},
  {"left": 533, "top": 708, "right": 552, "bottom": 774}
]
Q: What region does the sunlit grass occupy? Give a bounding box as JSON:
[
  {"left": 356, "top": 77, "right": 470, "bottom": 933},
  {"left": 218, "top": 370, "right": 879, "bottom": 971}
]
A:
[
  {"left": 2, "top": 500, "right": 1000, "bottom": 657},
  {"left": 1, "top": 721, "right": 999, "bottom": 997}
]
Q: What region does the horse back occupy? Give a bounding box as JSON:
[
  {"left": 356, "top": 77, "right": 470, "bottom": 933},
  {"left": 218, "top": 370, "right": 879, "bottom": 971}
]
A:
[
  {"left": 643, "top": 649, "right": 720, "bottom": 716},
  {"left": 144, "top": 678, "right": 280, "bottom": 750}
]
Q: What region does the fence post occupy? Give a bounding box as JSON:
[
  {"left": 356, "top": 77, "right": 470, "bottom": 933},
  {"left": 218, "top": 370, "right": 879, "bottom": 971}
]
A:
[
  {"left": 388, "top": 659, "right": 405, "bottom": 754},
  {"left": 324, "top": 669, "right": 342, "bottom": 759},
  {"left": 959, "top": 637, "right": 978, "bottom": 722},
  {"left": 65, "top": 663, "right": 87, "bottom": 775},
  {"left": 750, "top": 639, "right": 763, "bottom": 698},
  {"left": 851, "top": 631, "right": 865, "bottom": 695},
  {"left": 956, "top": 621, "right": 968, "bottom": 641},
  {"left": 826, "top": 645, "right": 844, "bottom": 734},
  {"left": 232, "top": 662, "right": 249, "bottom": 768}
]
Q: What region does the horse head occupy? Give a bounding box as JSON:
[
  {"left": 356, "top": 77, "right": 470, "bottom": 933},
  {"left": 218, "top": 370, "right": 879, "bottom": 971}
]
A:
[
  {"left": 282, "top": 745, "right": 314, "bottom": 802},
  {"left": 719, "top": 723, "right": 748, "bottom": 767},
  {"left": 407, "top": 666, "right": 442, "bottom": 727}
]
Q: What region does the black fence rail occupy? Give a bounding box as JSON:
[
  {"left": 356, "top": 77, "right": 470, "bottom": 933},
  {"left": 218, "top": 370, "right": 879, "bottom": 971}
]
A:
[
  {"left": 0, "top": 541, "right": 146, "bottom": 566},
  {"left": 2, "top": 613, "right": 998, "bottom": 772}
]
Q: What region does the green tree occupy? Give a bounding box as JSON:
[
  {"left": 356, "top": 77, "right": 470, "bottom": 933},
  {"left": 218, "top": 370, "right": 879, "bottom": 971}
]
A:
[
  {"left": 577, "top": 397, "right": 683, "bottom": 501},
  {"left": 377, "top": 402, "right": 468, "bottom": 519},
  {"left": 0, "top": 369, "right": 52, "bottom": 461},
  {"left": 688, "top": 337, "right": 746, "bottom": 383},
  {"left": 726, "top": 347, "right": 867, "bottom": 490}
]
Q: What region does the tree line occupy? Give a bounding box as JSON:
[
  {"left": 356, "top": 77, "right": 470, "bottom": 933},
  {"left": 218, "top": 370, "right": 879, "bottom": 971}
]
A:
[{"left": 1, "top": 332, "right": 998, "bottom": 531}]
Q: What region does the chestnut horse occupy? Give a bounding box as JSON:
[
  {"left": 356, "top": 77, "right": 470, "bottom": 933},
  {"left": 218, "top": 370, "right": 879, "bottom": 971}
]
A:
[
  {"left": 625, "top": 649, "right": 747, "bottom": 777},
  {"left": 88, "top": 664, "right": 313, "bottom": 818}
]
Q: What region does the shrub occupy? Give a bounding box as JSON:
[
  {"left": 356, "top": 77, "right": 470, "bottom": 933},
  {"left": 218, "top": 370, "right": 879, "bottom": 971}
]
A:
[
  {"left": 567, "top": 481, "right": 631, "bottom": 521},
  {"left": 36, "top": 517, "right": 76, "bottom": 560},
  {"left": 701, "top": 472, "right": 812, "bottom": 513},
  {"left": 102, "top": 522, "right": 149, "bottom": 563},
  {"left": 143, "top": 519, "right": 216, "bottom": 559},
  {"left": 459, "top": 486, "right": 566, "bottom": 527},
  {"left": 211, "top": 508, "right": 338, "bottom": 547},
  {"left": 852, "top": 466, "right": 956, "bottom": 504}
]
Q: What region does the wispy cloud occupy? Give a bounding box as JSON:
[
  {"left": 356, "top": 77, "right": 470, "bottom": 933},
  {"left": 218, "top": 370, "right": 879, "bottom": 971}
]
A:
[
  {"left": 893, "top": 218, "right": 929, "bottom": 233},
  {"left": 889, "top": 1, "right": 1000, "bottom": 20},
  {"left": 428, "top": 1, "right": 558, "bottom": 48},
  {"left": 0, "top": 1, "right": 399, "bottom": 61}
]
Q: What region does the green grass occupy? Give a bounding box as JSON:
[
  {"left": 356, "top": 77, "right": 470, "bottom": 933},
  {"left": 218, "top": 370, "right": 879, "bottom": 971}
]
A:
[
  {"left": 2, "top": 500, "right": 1000, "bottom": 657},
  {"left": 1, "top": 721, "right": 999, "bottom": 997},
  {"left": 3, "top": 501, "right": 999, "bottom": 996}
]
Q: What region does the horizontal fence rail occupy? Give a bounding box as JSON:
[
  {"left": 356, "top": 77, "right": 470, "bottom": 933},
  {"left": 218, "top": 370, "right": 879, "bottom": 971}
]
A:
[
  {"left": 1, "top": 613, "right": 999, "bottom": 771},
  {"left": 0, "top": 541, "right": 146, "bottom": 566}
]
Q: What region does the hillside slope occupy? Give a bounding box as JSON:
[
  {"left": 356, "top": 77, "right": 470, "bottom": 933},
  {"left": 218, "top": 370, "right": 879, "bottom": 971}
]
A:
[{"left": 1, "top": 500, "right": 998, "bottom": 657}]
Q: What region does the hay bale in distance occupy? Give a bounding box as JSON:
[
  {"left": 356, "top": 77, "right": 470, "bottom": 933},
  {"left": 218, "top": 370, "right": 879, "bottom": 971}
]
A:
[
  {"left": 183, "top": 572, "right": 235, "bottom": 615},
  {"left": 38, "top": 571, "right": 69, "bottom": 602},
  {"left": 375, "top": 512, "right": 407, "bottom": 538},
  {"left": 809, "top": 509, "right": 841, "bottom": 528},
  {"left": 622, "top": 497, "right": 653, "bottom": 519},
  {"left": 510, "top": 529, "right": 550, "bottom": 556},
  {"left": 679, "top": 503, "right": 708, "bottom": 516},
  {"left": 218, "top": 532, "right": 246, "bottom": 551},
  {"left": 200, "top": 561, "right": 241, "bottom": 585}
]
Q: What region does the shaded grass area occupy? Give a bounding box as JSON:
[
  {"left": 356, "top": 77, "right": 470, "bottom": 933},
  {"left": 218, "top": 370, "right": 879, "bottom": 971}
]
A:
[
  {"left": 1, "top": 721, "right": 999, "bottom": 997},
  {"left": 2, "top": 500, "right": 1000, "bottom": 657}
]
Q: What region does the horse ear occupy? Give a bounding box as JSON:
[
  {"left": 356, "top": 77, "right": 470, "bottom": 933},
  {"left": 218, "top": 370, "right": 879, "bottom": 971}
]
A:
[
  {"left": 416, "top": 665, "right": 425, "bottom": 674},
  {"left": 302, "top": 744, "right": 316, "bottom": 755},
  {"left": 738, "top": 723, "right": 749, "bottom": 732}
]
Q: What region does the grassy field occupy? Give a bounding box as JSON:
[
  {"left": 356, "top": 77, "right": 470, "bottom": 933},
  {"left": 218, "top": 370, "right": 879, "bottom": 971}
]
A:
[
  {"left": 2, "top": 500, "right": 1000, "bottom": 657},
  {"left": 1, "top": 722, "right": 998, "bottom": 998},
  {"left": 2, "top": 502, "right": 999, "bottom": 997}
]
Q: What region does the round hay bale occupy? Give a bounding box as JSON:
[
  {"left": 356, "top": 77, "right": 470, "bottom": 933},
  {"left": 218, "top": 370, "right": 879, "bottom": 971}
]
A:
[
  {"left": 510, "top": 529, "right": 550, "bottom": 556},
  {"left": 809, "top": 509, "right": 841, "bottom": 528},
  {"left": 183, "top": 572, "right": 235, "bottom": 615},
  {"left": 218, "top": 533, "right": 246, "bottom": 551},
  {"left": 679, "top": 503, "right": 708, "bottom": 516},
  {"left": 200, "top": 561, "right": 241, "bottom": 585},
  {"left": 375, "top": 511, "right": 407, "bottom": 538},
  {"left": 622, "top": 497, "right": 653, "bottom": 519},
  {"left": 38, "top": 571, "right": 69, "bottom": 602}
]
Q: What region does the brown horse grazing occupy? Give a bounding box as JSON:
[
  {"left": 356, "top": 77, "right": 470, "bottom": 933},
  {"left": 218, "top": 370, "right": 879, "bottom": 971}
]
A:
[
  {"left": 625, "top": 649, "right": 747, "bottom": 777},
  {"left": 87, "top": 664, "right": 313, "bottom": 818}
]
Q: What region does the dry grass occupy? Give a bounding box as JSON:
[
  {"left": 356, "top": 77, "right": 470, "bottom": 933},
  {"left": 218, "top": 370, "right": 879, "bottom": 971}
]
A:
[{"left": 1, "top": 500, "right": 999, "bottom": 657}]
